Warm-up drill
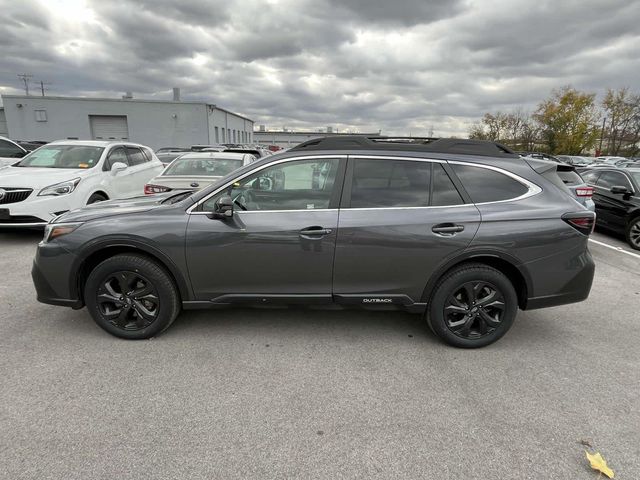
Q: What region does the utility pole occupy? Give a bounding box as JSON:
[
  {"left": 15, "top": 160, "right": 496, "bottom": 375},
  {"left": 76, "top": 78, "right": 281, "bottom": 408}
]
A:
[
  {"left": 17, "top": 74, "right": 33, "bottom": 95},
  {"left": 598, "top": 117, "right": 607, "bottom": 156},
  {"left": 39, "top": 80, "right": 51, "bottom": 96}
]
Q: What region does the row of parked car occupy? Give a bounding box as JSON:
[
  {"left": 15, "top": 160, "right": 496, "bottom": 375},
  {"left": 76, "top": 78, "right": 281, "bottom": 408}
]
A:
[
  {"left": 517, "top": 151, "right": 640, "bottom": 249},
  {"left": 0, "top": 137, "right": 275, "bottom": 227}
]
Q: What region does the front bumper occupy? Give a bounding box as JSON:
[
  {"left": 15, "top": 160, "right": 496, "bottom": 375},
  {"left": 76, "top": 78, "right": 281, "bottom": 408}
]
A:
[
  {"left": 31, "top": 241, "right": 83, "bottom": 308},
  {"left": 0, "top": 194, "right": 75, "bottom": 227}
]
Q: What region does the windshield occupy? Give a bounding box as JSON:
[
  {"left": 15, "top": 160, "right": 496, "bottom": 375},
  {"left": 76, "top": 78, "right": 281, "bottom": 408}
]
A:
[
  {"left": 630, "top": 171, "right": 640, "bottom": 187},
  {"left": 17, "top": 145, "right": 104, "bottom": 169},
  {"left": 163, "top": 157, "right": 243, "bottom": 176}
]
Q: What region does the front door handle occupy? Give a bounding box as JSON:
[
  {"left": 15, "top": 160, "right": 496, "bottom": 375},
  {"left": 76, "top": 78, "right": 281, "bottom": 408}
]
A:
[
  {"left": 300, "top": 226, "right": 332, "bottom": 238},
  {"left": 432, "top": 223, "right": 465, "bottom": 235}
]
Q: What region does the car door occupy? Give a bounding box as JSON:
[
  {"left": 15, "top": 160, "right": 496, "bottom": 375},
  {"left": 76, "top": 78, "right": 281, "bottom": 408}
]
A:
[
  {"left": 185, "top": 156, "right": 346, "bottom": 302},
  {"left": 101, "top": 146, "right": 134, "bottom": 198},
  {"left": 125, "top": 146, "right": 158, "bottom": 196},
  {"left": 332, "top": 156, "right": 481, "bottom": 306},
  {"left": 594, "top": 171, "right": 633, "bottom": 231}
]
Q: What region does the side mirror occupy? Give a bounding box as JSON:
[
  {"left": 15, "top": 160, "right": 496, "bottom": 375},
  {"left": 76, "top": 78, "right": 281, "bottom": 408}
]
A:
[
  {"left": 111, "top": 162, "right": 128, "bottom": 175},
  {"left": 610, "top": 185, "right": 631, "bottom": 196},
  {"left": 207, "top": 195, "right": 234, "bottom": 219}
]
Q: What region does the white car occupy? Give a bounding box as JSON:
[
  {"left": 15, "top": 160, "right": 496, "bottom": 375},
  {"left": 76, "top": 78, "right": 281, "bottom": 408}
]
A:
[
  {"left": 0, "top": 136, "right": 28, "bottom": 168},
  {"left": 0, "top": 140, "right": 164, "bottom": 227},
  {"left": 144, "top": 151, "right": 256, "bottom": 194}
]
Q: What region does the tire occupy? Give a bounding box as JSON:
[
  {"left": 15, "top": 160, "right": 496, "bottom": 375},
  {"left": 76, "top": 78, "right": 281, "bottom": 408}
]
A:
[
  {"left": 87, "top": 193, "right": 107, "bottom": 205},
  {"left": 625, "top": 216, "right": 640, "bottom": 251},
  {"left": 426, "top": 263, "right": 518, "bottom": 348},
  {"left": 84, "top": 254, "right": 180, "bottom": 339}
]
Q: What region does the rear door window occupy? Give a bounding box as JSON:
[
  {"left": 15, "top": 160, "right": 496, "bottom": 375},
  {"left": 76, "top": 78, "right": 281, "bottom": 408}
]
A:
[
  {"left": 450, "top": 164, "right": 529, "bottom": 203},
  {"left": 431, "top": 164, "right": 464, "bottom": 206},
  {"left": 349, "top": 159, "right": 431, "bottom": 208},
  {"left": 126, "top": 147, "right": 147, "bottom": 166},
  {"left": 596, "top": 171, "right": 632, "bottom": 190}
]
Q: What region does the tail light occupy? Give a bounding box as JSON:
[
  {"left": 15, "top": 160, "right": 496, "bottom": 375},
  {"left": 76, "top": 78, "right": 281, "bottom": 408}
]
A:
[
  {"left": 575, "top": 187, "right": 593, "bottom": 197},
  {"left": 144, "top": 184, "right": 171, "bottom": 195},
  {"left": 562, "top": 213, "right": 595, "bottom": 235}
]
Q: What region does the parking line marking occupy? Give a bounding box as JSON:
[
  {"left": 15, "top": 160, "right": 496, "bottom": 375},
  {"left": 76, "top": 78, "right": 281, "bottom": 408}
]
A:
[{"left": 589, "top": 238, "right": 640, "bottom": 259}]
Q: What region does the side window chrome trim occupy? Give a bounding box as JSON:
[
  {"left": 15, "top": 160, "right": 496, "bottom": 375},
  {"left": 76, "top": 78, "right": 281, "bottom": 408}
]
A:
[
  {"left": 190, "top": 208, "right": 337, "bottom": 215},
  {"left": 447, "top": 160, "right": 542, "bottom": 204},
  {"left": 186, "top": 154, "right": 347, "bottom": 214},
  {"left": 350, "top": 155, "right": 446, "bottom": 163}
]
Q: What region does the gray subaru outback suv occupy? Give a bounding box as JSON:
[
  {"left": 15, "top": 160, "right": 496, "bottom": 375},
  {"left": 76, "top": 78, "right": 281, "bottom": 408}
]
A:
[{"left": 32, "top": 136, "right": 595, "bottom": 348}]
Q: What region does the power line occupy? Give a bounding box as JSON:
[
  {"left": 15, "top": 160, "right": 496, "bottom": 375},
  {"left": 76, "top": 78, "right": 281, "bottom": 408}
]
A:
[{"left": 17, "top": 73, "right": 33, "bottom": 95}]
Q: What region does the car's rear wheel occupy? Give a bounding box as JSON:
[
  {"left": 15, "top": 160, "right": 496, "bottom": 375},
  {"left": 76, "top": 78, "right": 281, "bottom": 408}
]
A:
[
  {"left": 84, "top": 254, "right": 180, "bottom": 339},
  {"left": 625, "top": 217, "right": 640, "bottom": 251},
  {"left": 426, "top": 263, "right": 518, "bottom": 348},
  {"left": 87, "top": 193, "right": 107, "bottom": 204}
]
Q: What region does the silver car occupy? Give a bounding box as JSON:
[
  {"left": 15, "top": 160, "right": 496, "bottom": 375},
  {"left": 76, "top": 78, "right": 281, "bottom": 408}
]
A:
[{"left": 144, "top": 151, "right": 256, "bottom": 194}]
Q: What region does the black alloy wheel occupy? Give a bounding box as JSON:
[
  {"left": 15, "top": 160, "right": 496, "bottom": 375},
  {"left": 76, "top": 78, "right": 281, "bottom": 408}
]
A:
[
  {"left": 96, "top": 271, "right": 159, "bottom": 331},
  {"left": 427, "top": 263, "right": 518, "bottom": 348},
  {"left": 444, "top": 281, "right": 505, "bottom": 339},
  {"left": 85, "top": 254, "right": 180, "bottom": 339}
]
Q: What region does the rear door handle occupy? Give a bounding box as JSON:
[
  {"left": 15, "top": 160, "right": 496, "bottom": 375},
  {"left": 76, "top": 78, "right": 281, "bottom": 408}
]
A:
[
  {"left": 300, "top": 226, "right": 333, "bottom": 238},
  {"left": 432, "top": 223, "right": 465, "bottom": 235}
]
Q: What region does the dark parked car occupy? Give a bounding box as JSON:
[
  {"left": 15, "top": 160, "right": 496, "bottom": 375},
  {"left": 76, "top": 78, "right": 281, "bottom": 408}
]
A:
[
  {"left": 32, "top": 136, "right": 596, "bottom": 348},
  {"left": 580, "top": 168, "right": 640, "bottom": 249}
]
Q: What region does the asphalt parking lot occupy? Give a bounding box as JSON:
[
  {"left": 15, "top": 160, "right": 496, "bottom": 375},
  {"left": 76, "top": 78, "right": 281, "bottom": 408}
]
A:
[{"left": 1, "top": 229, "right": 638, "bottom": 479}]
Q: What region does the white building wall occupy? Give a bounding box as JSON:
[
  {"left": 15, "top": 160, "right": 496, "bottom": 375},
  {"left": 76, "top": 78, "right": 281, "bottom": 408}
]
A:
[
  {"left": 1, "top": 95, "right": 253, "bottom": 150},
  {"left": 0, "top": 108, "right": 7, "bottom": 137},
  {"left": 207, "top": 108, "right": 254, "bottom": 145},
  {"left": 254, "top": 131, "right": 376, "bottom": 148}
]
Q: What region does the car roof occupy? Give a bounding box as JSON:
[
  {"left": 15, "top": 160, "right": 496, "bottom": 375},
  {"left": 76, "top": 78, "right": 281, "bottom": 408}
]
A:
[
  {"left": 175, "top": 152, "right": 248, "bottom": 160},
  {"left": 290, "top": 135, "right": 517, "bottom": 157},
  {"left": 46, "top": 139, "right": 149, "bottom": 148}
]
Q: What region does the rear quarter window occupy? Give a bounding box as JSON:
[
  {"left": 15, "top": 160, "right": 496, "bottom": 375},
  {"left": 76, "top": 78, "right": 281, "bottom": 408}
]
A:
[
  {"left": 555, "top": 170, "right": 583, "bottom": 186},
  {"left": 450, "top": 164, "right": 529, "bottom": 203}
]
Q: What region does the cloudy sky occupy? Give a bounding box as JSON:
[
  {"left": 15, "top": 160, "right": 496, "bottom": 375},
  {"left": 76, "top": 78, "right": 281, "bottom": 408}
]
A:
[{"left": 1, "top": 0, "right": 639, "bottom": 136}]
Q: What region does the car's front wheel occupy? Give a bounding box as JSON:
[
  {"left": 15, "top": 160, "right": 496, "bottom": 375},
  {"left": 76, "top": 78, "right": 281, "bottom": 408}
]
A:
[
  {"left": 426, "top": 263, "right": 518, "bottom": 348},
  {"left": 84, "top": 254, "right": 180, "bottom": 339},
  {"left": 625, "top": 217, "right": 640, "bottom": 251},
  {"left": 87, "top": 193, "right": 107, "bottom": 204}
]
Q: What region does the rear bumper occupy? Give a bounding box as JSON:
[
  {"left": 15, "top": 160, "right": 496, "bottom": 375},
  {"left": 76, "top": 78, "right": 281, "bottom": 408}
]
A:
[{"left": 523, "top": 248, "right": 595, "bottom": 310}]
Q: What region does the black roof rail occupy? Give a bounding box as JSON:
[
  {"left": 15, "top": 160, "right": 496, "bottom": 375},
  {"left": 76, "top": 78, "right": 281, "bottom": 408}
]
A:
[{"left": 289, "top": 135, "right": 516, "bottom": 156}]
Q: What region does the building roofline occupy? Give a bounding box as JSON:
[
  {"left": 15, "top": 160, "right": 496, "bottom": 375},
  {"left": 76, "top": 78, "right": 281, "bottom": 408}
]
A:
[
  {"left": 0, "top": 94, "right": 253, "bottom": 123},
  {"left": 254, "top": 131, "right": 379, "bottom": 136}
]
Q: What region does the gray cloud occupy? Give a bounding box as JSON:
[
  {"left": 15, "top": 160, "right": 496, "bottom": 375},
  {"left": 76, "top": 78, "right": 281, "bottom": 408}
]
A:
[{"left": 0, "top": 0, "right": 638, "bottom": 137}]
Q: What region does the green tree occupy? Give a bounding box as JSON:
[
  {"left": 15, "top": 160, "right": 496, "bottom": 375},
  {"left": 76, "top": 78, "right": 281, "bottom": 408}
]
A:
[{"left": 534, "top": 86, "right": 599, "bottom": 154}]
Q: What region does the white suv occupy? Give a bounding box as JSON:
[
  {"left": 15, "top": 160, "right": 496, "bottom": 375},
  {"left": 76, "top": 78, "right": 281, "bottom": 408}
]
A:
[{"left": 0, "top": 140, "right": 164, "bottom": 227}]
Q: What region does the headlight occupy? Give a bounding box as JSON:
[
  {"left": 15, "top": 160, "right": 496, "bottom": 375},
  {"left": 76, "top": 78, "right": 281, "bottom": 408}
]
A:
[
  {"left": 38, "top": 178, "right": 81, "bottom": 196},
  {"left": 43, "top": 222, "right": 83, "bottom": 242}
]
